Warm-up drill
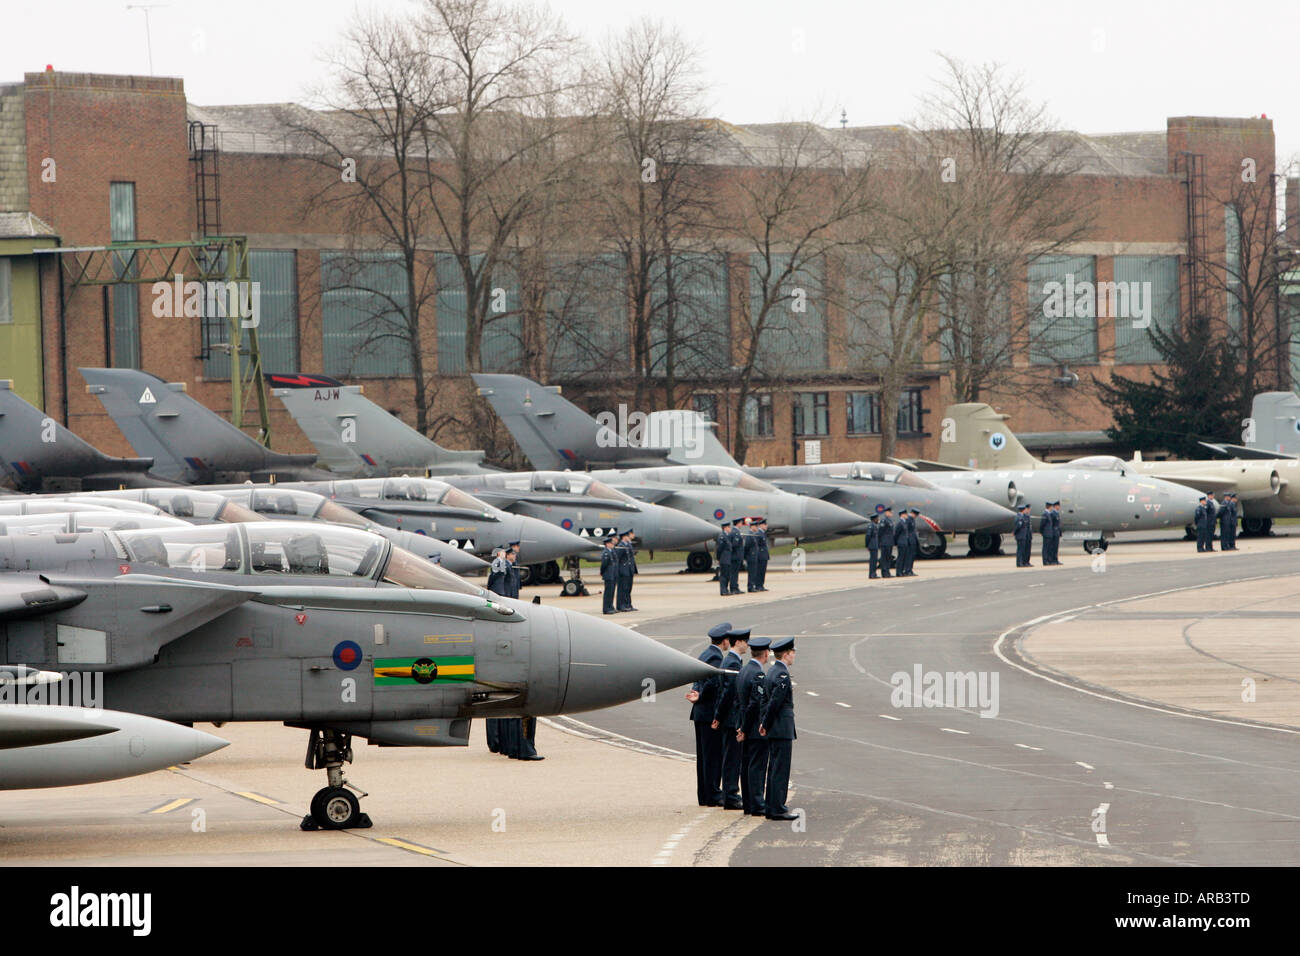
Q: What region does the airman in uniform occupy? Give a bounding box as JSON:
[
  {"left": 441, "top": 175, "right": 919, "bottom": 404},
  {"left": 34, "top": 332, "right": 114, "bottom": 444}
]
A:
[
  {"left": 1204, "top": 495, "right": 1218, "bottom": 551},
  {"left": 904, "top": 508, "right": 922, "bottom": 576},
  {"left": 686, "top": 623, "right": 729, "bottom": 806},
  {"left": 715, "top": 521, "right": 734, "bottom": 596},
  {"left": 1040, "top": 503, "right": 1061, "bottom": 565},
  {"left": 1194, "top": 495, "right": 1210, "bottom": 552},
  {"left": 736, "top": 635, "right": 771, "bottom": 816},
  {"left": 1014, "top": 503, "right": 1033, "bottom": 567},
  {"left": 752, "top": 518, "right": 770, "bottom": 591},
  {"left": 878, "top": 507, "right": 896, "bottom": 578},
  {"left": 1221, "top": 493, "right": 1238, "bottom": 550},
  {"left": 743, "top": 520, "right": 761, "bottom": 592},
  {"left": 486, "top": 547, "right": 510, "bottom": 596},
  {"left": 760, "top": 636, "right": 798, "bottom": 821},
  {"left": 865, "top": 510, "right": 881, "bottom": 579},
  {"left": 599, "top": 534, "right": 619, "bottom": 614},
  {"left": 712, "top": 626, "right": 750, "bottom": 810},
  {"left": 725, "top": 520, "right": 744, "bottom": 594},
  {"left": 616, "top": 529, "right": 637, "bottom": 611}
]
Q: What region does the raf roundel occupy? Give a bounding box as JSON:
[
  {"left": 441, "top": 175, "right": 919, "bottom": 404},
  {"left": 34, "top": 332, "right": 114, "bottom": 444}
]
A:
[
  {"left": 561, "top": 517, "right": 574, "bottom": 530},
  {"left": 333, "top": 640, "right": 363, "bottom": 671},
  {"left": 713, "top": 508, "right": 725, "bottom": 520}
]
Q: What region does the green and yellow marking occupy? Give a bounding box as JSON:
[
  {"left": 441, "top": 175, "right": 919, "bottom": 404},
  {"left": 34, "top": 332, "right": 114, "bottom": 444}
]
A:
[{"left": 374, "top": 655, "right": 476, "bottom": 686}]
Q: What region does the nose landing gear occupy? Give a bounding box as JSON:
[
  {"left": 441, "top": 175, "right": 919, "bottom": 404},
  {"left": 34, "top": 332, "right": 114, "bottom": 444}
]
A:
[{"left": 300, "top": 728, "right": 372, "bottom": 831}]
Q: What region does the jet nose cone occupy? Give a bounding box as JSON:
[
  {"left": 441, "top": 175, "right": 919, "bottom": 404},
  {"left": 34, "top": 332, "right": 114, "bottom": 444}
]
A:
[
  {"left": 650, "top": 505, "right": 721, "bottom": 549},
  {"left": 518, "top": 516, "right": 600, "bottom": 561},
  {"left": 561, "top": 613, "right": 719, "bottom": 714},
  {"left": 383, "top": 528, "right": 490, "bottom": 574},
  {"left": 799, "top": 496, "right": 865, "bottom": 537}
]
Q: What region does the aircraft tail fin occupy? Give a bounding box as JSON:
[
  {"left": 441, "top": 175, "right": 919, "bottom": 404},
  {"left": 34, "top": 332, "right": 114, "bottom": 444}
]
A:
[
  {"left": 79, "top": 367, "right": 318, "bottom": 483},
  {"left": 473, "top": 373, "right": 671, "bottom": 470},
  {"left": 938, "top": 403, "right": 1041, "bottom": 470},
  {"left": 0, "top": 381, "right": 156, "bottom": 491},
  {"left": 1247, "top": 391, "right": 1300, "bottom": 457},
  {"left": 643, "top": 410, "right": 741, "bottom": 467},
  {"left": 268, "top": 373, "right": 489, "bottom": 476}
]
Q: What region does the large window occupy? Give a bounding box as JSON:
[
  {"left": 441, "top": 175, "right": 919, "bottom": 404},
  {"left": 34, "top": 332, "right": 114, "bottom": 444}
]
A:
[
  {"left": 436, "top": 253, "right": 523, "bottom": 375},
  {"left": 743, "top": 392, "right": 773, "bottom": 438},
  {"left": 546, "top": 254, "right": 627, "bottom": 378},
  {"left": 109, "top": 182, "right": 139, "bottom": 368},
  {"left": 649, "top": 253, "right": 730, "bottom": 378},
  {"left": 1112, "top": 255, "right": 1180, "bottom": 364},
  {"left": 321, "top": 251, "right": 413, "bottom": 377},
  {"left": 793, "top": 391, "right": 829, "bottom": 436},
  {"left": 692, "top": 393, "right": 717, "bottom": 422},
  {"left": 749, "top": 254, "right": 827, "bottom": 373},
  {"left": 1028, "top": 254, "right": 1098, "bottom": 366},
  {"left": 204, "top": 250, "right": 299, "bottom": 378},
  {"left": 845, "top": 389, "right": 925, "bottom": 435}
]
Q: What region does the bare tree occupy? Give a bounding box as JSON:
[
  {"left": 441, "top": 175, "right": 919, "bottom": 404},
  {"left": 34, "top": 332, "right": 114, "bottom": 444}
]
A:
[{"left": 721, "top": 122, "right": 873, "bottom": 465}]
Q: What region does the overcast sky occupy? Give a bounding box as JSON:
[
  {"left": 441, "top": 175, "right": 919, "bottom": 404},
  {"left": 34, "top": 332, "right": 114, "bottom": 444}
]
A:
[{"left": 8, "top": 0, "right": 1298, "bottom": 164}]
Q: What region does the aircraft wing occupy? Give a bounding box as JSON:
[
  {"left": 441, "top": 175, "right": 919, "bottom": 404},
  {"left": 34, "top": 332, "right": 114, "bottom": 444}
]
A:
[
  {"left": 1198, "top": 441, "right": 1298, "bottom": 461},
  {"left": 768, "top": 480, "right": 841, "bottom": 499},
  {"left": 891, "top": 458, "right": 973, "bottom": 472},
  {"left": 1147, "top": 473, "right": 1242, "bottom": 495},
  {"left": 609, "top": 485, "right": 680, "bottom": 505},
  {"left": 0, "top": 576, "right": 88, "bottom": 620}
]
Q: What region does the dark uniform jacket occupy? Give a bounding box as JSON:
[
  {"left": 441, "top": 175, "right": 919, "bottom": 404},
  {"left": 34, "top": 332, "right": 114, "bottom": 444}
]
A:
[
  {"left": 487, "top": 557, "right": 510, "bottom": 595},
  {"left": 864, "top": 523, "right": 879, "bottom": 550},
  {"left": 756, "top": 533, "right": 770, "bottom": 562},
  {"left": 760, "top": 660, "right": 796, "bottom": 740},
  {"left": 1040, "top": 509, "right": 1057, "bottom": 538},
  {"left": 505, "top": 561, "right": 520, "bottom": 598},
  {"left": 904, "top": 514, "right": 919, "bottom": 545},
  {"left": 743, "top": 529, "right": 759, "bottom": 564},
  {"left": 599, "top": 547, "right": 618, "bottom": 581},
  {"left": 689, "top": 643, "right": 724, "bottom": 723},
  {"left": 714, "top": 530, "right": 733, "bottom": 566},
  {"left": 616, "top": 541, "right": 635, "bottom": 576},
  {"left": 736, "top": 658, "right": 766, "bottom": 736},
  {"left": 878, "top": 516, "right": 895, "bottom": 548},
  {"left": 713, "top": 649, "right": 744, "bottom": 729},
  {"left": 726, "top": 527, "right": 743, "bottom": 562},
  {"left": 1014, "top": 512, "right": 1032, "bottom": 542},
  {"left": 1051, "top": 510, "right": 1062, "bottom": 536},
  {"left": 1194, "top": 503, "right": 1208, "bottom": 530}
]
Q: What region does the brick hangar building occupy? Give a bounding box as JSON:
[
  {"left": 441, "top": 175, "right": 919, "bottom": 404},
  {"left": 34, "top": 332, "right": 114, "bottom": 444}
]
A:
[{"left": 0, "top": 69, "right": 1294, "bottom": 469}]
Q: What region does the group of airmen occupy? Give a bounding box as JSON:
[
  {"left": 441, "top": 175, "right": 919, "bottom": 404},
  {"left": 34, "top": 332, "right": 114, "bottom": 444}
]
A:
[
  {"left": 1013, "top": 501, "right": 1064, "bottom": 567},
  {"left": 485, "top": 540, "right": 543, "bottom": 761},
  {"left": 713, "top": 517, "right": 771, "bottom": 595},
  {"left": 598, "top": 530, "right": 640, "bottom": 613},
  {"left": 1195, "top": 492, "right": 1239, "bottom": 552},
  {"left": 686, "top": 624, "right": 798, "bottom": 821},
  {"left": 863, "top": 506, "right": 920, "bottom": 578}
]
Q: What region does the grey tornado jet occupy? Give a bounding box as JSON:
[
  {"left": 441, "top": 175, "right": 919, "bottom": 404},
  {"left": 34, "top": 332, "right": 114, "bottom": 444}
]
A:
[
  {"left": 0, "top": 380, "right": 175, "bottom": 491},
  {"left": 267, "top": 373, "right": 495, "bottom": 476},
  {"left": 277, "top": 476, "right": 600, "bottom": 564},
  {"left": 590, "top": 465, "right": 867, "bottom": 572},
  {"left": 0, "top": 521, "right": 716, "bottom": 826},
  {"left": 79, "top": 367, "right": 329, "bottom": 483}
]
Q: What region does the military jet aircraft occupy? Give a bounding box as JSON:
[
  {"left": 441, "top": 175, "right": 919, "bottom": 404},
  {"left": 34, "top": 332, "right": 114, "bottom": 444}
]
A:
[
  {"left": 935, "top": 400, "right": 1289, "bottom": 541},
  {"left": 1200, "top": 391, "right": 1300, "bottom": 462},
  {"left": 0, "top": 510, "right": 190, "bottom": 536},
  {"left": 0, "top": 521, "right": 714, "bottom": 827},
  {"left": 272, "top": 476, "right": 599, "bottom": 564},
  {"left": 79, "top": 367, "right": 328, "bottom": 483},
  {"left": 440, "top": 470, "right": 721, "bottom": 582},
  {"left": 268, "top": 373, "right": 494, "bottom": 475},
  {"left": 588, "top": 465, "right": 866, "bottom": 572},
  {"left": 0, "top": 380, "right": 173, "bottom": 492}
]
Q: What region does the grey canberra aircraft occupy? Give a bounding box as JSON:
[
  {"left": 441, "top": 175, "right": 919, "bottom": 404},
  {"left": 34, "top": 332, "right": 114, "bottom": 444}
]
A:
[
  {"left": 268, "top": 373, "right": 494, "bottom": 475},
  {"left": 0, "top": 520, "right": 715, "bottom": 827},
  {"left": 80, "top": 367, "right": 328, "bottom": 483},
  {"left": 588, "top": 465, "right": 867, "bottom": 572},
  {"left": 0, "top": 380, "right": 175, "bottom": 492}
]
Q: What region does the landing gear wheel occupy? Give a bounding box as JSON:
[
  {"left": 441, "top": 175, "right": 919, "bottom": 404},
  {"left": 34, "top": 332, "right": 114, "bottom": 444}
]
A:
[
  {"left": 310, "top": 787, "right": 364, "bottom": 830},
  {"left": 686, "top": 550, "right": 713, "bottom": 573},
  {"left": 1084, "top": 537, "right": 1108, "bottom": 554},
  {"left": 299, "top": 728, "right": 372, "bottom": 831},
  {"left": 561, "top": 578, "right": 582, "bottom": 597},
  {"left": 1241, "top": 516, "right": 1271, "bottom": 536},
  {"left": 917, "top": 533, "right": 947, "bottom": 559},
  {"left": 540, "top": 561, "right": 561, "bottom": 584},
  {"left": 967, "top": 531, "right": 1002, "bottom": 556},
  {"left": 1183, "top": 524, "right": 1196, "bottom": 541}
]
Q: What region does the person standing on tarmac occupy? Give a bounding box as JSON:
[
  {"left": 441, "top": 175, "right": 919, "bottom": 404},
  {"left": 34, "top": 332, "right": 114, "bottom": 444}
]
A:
[
  {"left": 865, "top": 511, "right": 881, "bottom": 579},
  {"left": 752, "top": 518, "right": 770, "bottom": 591},
  {"left": 599, "top": 534, "right": 619, "bottom": 614},
  {"left": 736, "top": 636, "right": 771, "bottom": 816},
  {"left": 878, "top": 507, "right": 896, "bottom": 578},
  {"left": 616, "top": 529, "right": 638, "bottom": 611},
  {"left": 712, "top": 627, "right": 749, "bottom": 810},
  {"left": 715, "top": 521, "right": 734, "bottom": 596},
  {"left": 759, "top": 636, "right": 798, "bottom": 821},
  {"left": 1014, "top": 503, "right": 1033, "bottom": 567},
  {"left": 686, "top": 623, "right": 729, "bottom": 807}
]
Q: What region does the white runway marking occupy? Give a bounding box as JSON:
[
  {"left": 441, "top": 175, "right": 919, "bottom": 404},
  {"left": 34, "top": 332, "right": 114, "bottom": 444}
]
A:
[
  {"left": 835, "top": 702, "right": 851, "bottom": 708},
  {"left": 941, "top": 728, "right": 970, "bottom": 735},
  {"left": 1104, "top": 782, "right": 1114, "bottom": 789},
  {"left": 1076, "top": 761, "right": 1095, "bottom": 771},
  {"left": 879, "top": 714, "right": 901, "bottom": 721},
  {"left": 651, "top": 810, "right": 710, "bottom": 866},
  {"left": 806, "top": 691, "right": 819, "bottom": 697},
  {"left": 1016, "top": 744, "right": 1043, "bottom": 751}
]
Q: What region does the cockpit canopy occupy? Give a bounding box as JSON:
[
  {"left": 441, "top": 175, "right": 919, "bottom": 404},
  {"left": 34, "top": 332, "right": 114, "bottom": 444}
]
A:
[
  {"left": 112, "top": 522, "right": 484, "bottom": 595},
  {"left": 473, "top": 471, "right": 633, "bottom": 502},
  {"left": 87, "top": 488, "right": 263, "bottom": 523},
  {"left": 303, "top": 478, "right": 492, "bottom": 513},
  {"left": 0, "top": 511, "right": 189, "bottom": 535},
  {"left": 811, "top": 462, "right": 937, "bottom": 488},
  {"left": 636, "top": 465, "right": 780, "bottom": 493},
  {"left": 1067, "top": 455, "right": 1129, "bottom": 473}
]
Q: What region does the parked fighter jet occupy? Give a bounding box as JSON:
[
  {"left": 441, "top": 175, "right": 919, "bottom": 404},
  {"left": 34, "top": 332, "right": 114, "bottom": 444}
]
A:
[
  {"left": 935, "top": 403, "right": 1289, "bottom": 538},
  {"left": 268, "top": 373, "right": 494, "bottom": 475},
  {"left": 0, "top": 380, "right": 171, "bottom": 491},
  {"left": 79, "top": 367, "right": 327, "bottom": 483},
  {"left": 0, "top": 521, "right": 715, "bottom": 826},
  {"left": 473, "top": 373, "right": 675, "bottom": 469},
  {"left": 441, "top": 470, "right": 721, "bottom": 581},
  {"left": 266, "top": 477, "right": 599, "bottom": 564},
  {"left": 589, "top": 465, "right": 866, "bottom": 572}
]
